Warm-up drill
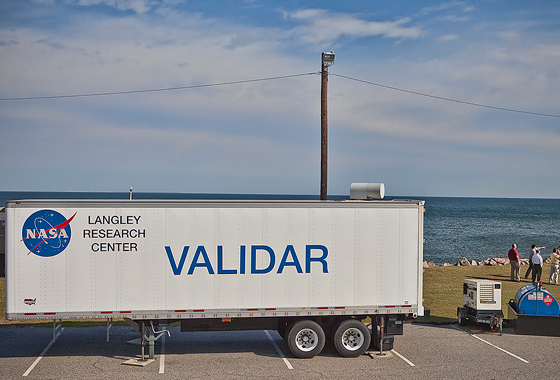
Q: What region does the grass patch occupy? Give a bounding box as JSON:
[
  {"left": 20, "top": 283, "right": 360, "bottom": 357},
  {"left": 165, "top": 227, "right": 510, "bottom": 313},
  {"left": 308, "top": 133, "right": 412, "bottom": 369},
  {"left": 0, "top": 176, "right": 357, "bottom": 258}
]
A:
[{"left": 2, "top": 265, "right": 559, "bottom": 326}]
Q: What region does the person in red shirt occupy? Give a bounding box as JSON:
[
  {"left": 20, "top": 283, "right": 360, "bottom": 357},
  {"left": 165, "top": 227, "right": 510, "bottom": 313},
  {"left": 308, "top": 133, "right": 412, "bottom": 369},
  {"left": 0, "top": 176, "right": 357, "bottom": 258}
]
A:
[{"left": 508, "top": 244, "right": 520, "bottom": 282}]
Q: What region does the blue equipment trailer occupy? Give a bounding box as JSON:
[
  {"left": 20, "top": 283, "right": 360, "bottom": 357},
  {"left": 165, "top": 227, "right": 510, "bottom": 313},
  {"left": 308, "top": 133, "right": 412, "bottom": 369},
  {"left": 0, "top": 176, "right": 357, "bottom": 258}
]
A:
[{"left": 507, "top": 282, "right": 560, "bottom": 336}]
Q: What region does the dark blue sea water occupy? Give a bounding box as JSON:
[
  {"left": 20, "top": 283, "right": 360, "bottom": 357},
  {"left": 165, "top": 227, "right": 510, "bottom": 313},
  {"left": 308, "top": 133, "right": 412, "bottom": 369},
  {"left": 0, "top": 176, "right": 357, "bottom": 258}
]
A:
[
  {"left": 422, "top": 197, "right": 560, "bottom": 265},
  {"left": 2, "top": 191, "right": 560, "bottom": 265}
]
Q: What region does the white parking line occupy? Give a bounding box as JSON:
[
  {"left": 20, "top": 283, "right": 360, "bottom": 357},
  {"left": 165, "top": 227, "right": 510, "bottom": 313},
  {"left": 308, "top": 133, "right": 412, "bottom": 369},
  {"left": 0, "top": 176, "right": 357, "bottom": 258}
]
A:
[
  {"left": 23, "top": 327, "right": 66, "bottom": 377},
  {"left": 452, "top": 326, "right": 529, "bottom": 363},
  {"left": 159, "top": 327, "right": 167, "bottom": 374},
  {"left": 391, "top": 349, "right": 416, "bottom": 366},
  {"left": 264, "top": 330, "right": 294, "bottom": 370}
]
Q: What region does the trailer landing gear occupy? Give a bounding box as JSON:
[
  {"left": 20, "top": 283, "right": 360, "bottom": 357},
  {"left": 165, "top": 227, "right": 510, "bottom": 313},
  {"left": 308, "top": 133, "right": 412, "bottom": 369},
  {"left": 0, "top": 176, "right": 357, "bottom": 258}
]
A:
[{"left": 123, "top": 320, "right": 170, "bottom": 366}]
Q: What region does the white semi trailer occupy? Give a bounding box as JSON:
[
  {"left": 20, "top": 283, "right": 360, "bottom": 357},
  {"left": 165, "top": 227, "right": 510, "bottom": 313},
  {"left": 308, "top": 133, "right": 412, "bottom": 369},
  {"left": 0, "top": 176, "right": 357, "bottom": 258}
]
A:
[{"left": 5, "top": 186, "right": 424, "bottom": 359}]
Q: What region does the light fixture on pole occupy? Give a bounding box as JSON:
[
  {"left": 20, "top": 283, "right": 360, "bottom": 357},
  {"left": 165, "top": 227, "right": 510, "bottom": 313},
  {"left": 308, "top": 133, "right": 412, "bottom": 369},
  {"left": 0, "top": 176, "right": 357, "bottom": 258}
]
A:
[
  {"left": 320, "top": 51, "right": 334, "bottom": 200},
  {"left": 322, "top": 51, "right": 335, "bottom": 66}
]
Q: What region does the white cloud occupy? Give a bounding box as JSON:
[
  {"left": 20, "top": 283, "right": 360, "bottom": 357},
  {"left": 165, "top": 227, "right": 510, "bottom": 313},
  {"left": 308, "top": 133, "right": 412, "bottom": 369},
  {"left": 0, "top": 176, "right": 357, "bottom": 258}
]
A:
[
  {"left": 419, "top": 1, "right": 474, "bottom": 16},
  {"left": 68, "top": 0, "right": 187, "bottom": 14},
  {"left": 284, "top": 9, "right": 422, "bottom": 44},
  {"left": 439, "top": 34, "right": 459, "bottom": 41},
  {"left": 437, "top": 15, "right": 471, "bottom": 22},
  {"left": 71, "top": 0, "right": 157, "bottom": 13},
  {"left": 496, "top": 30, "right": 520, "bottom": 41}
]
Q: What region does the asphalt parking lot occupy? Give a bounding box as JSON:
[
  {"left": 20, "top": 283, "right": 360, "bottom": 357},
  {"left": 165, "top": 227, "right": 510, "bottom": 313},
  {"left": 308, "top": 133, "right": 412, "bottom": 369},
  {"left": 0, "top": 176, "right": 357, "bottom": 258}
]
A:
[{"left": 1, "top": 321, "right": 559, "bottom": 379}]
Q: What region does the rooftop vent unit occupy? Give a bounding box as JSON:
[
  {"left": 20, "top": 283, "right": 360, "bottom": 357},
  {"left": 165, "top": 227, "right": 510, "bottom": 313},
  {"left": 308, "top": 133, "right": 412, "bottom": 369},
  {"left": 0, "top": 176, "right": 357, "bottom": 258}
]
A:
[{"left": 350, "top": 183, "right": 385, "bottom": 200}]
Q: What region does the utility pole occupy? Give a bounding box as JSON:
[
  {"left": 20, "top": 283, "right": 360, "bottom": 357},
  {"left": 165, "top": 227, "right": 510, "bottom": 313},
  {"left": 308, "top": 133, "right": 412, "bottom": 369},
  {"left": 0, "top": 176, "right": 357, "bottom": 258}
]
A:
[{"left": 321, "top": 51, "right": 335, "bottom": 200}]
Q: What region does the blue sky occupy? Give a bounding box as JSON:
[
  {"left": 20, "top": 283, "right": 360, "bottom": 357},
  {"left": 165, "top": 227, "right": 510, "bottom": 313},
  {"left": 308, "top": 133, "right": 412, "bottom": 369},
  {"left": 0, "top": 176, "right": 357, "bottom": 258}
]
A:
[{"left": 1, "top": 0, "right": 559, "bottom": 197}]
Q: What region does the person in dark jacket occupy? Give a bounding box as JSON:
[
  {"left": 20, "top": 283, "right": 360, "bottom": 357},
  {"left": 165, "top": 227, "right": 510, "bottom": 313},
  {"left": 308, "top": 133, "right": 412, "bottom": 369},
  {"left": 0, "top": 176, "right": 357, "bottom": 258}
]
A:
[
  {"left": 531, "top": 249, "right": 544, "bottom": 283},
  {"left": 508, "top": 244, "right": 520, "bottom": 282},
  {"left": 525, "top": 244, "right": 545, "bottom": 279}
]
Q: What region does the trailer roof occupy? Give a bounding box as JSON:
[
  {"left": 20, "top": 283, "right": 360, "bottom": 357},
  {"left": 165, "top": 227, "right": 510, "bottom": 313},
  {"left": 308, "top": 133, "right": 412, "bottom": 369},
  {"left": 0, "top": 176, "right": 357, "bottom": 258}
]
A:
[{"left": 6, "top": 198, "right": 424, "bottom": 209}]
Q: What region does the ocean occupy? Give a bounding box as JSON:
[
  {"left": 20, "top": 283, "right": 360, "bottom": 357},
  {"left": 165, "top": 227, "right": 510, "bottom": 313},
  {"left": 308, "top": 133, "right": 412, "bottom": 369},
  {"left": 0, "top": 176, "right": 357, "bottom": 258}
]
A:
[{"left": 2, "top": 191, "right": 560, "bottom": 265}]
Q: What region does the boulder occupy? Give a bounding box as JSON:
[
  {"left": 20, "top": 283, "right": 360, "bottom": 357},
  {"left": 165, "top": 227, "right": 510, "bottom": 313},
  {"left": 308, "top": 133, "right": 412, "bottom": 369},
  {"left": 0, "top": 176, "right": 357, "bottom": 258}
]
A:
[
  {"left": 457, "top": 257, "right": 471, "bottom": 266},
  {"left": 423, "top": 261, "right": 436, "bottom": 268},
  {"left": 494, "top": 258, "right": 508, "bottom": 266},
  {"left": 480, "top": 258, "right": 498, "bottom": 266}
]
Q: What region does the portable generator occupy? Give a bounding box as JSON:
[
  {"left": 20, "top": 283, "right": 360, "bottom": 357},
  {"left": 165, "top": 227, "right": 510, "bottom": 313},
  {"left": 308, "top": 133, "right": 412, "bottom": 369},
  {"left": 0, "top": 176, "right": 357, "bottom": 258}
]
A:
[{"left": 457, "top": 279, "right": 503, "bottom": 333}]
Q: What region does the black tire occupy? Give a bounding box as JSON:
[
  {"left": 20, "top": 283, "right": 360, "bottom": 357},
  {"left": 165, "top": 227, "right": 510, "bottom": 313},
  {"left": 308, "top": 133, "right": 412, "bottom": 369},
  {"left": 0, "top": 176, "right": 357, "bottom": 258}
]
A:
[
  {"left": 286, "top": 320, "right": 325, "bottom": 358},
  {"left": 457, "top": 308, "right": 468, "bottom": 326},
  {"left": 333, "top": 319, "right": 371, "bottom": 357}
]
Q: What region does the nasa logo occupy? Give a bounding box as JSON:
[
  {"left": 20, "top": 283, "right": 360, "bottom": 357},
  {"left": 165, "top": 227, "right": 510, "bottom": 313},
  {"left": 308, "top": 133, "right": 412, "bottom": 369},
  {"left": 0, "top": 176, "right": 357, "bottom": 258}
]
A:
[{"left": 21, "top": 210, "right": 76, "bottom": 257}]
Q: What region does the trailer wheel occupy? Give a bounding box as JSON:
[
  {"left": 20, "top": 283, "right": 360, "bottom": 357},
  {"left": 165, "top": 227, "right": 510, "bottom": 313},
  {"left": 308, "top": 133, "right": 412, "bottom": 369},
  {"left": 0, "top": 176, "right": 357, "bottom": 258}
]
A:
[
  {"left": 287, "top": 320, "right": 325, "bottom": 358},
  {"left": 457, "top": 307, "right": 468, "bottom": 326},
  {"left": 333, "top": 319, "right": 371, "bottom": 357}
]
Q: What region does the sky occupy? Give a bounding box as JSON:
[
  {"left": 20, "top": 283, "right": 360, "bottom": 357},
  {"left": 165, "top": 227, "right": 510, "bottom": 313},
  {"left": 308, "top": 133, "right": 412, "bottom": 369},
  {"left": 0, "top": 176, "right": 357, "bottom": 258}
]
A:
[{"left": 1, "top": 0, "right": 559, "bottom": 198}]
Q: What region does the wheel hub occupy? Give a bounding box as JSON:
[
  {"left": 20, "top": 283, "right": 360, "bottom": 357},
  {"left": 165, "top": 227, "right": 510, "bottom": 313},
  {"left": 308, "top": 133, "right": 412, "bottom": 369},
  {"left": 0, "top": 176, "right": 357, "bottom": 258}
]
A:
[
  {"left": 296, "top": 329, "right": 318, "bottom": 351},
  {"left": 342, "top": 328, "right": 364, "bottom": 350}
]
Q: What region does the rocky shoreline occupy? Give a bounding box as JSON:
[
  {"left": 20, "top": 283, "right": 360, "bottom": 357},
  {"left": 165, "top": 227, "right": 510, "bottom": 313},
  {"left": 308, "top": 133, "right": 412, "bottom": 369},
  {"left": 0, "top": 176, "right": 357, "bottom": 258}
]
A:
[{"left": 423, "top": 256, "right": 553, "bottom": 268}]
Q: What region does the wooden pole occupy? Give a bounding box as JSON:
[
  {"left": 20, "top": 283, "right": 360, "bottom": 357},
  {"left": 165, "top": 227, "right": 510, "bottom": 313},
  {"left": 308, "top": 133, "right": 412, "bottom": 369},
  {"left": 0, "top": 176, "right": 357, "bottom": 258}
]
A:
[{"left": 320, "top": 62, "right": 328, "bottom": 200}]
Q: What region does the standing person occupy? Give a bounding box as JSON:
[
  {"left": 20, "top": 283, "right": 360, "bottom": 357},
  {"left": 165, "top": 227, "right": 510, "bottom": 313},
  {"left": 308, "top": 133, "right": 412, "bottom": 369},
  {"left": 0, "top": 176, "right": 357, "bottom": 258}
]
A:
[
  {"left": 508, "top": 244, "right": 521, "bottom": 282},
  {"left": 525, "top": 244, "right": 545, "bottom": 279},
  {"left": 531, "top": 249, "right": 544, "bottom": 283},
  {"left": 549, "top": 248, "right": 560, "bottom": 285}
]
